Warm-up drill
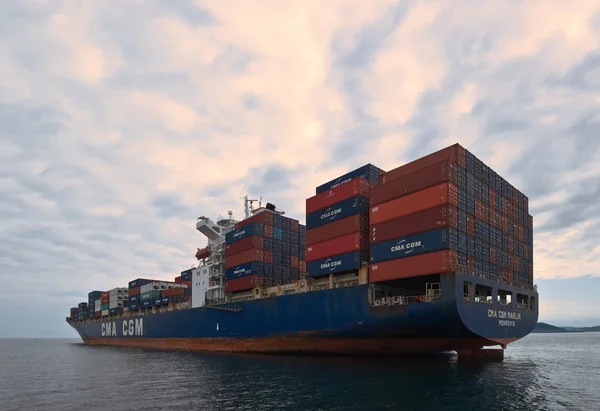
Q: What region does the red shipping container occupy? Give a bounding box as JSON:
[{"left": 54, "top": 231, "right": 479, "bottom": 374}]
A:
[
  {"left": 370, "top": 182, "right": 458, "bottom": 225},
  {"left": 306, "top": 232, "right": 368, "bottom": 262},
  {"left": 504, "top": 200, "right": 513, "bottom": 218},
  {"left": 225, "top": 235, "right": 264, "bottom": 257},
  {"left": 474, "top": 199, "right": 488, "bottom": 222},
  {"left": 225, "top": 248, "right": 264, "bottom": 268},
  {"left": 128, "top": 286, "right": 140, "bottom": 297},
  {"left": 290, "top": 219, "right": 299, "bottom": 232},
  {"left": 306, "top": 214, "right": 368, "bottom": 246},
  {"left": 163, "top": 287, "right": 185, "bottom": 297},
  {"left": 508, "top": 237, "right": 514, "bottom": 254},
  {"left": 370, "top": 204, "right": 458, "bottom": 245},
  {"left": 490, "top": 246, "right": 497, "bottom": 264},
  {"left": 501, "top": 215, "right": 508, "bottom": 233},
  {"left": 517, "top": 224, "right": 524, "bottom": 242},
  {"left": 370, "top": 161, "right": 458, "bottom": 207},
  {"left": 382, "top": 143, "right": 464, "bottom": 183},
  {"left": 225, "top": 275, "right": 264, "bottom": 293},
  {"left": 369, "top": 250, "right": 459, "bottom": 282},
  {"left": 235, "top": 210, "right": 274, "bottom": 229},
  {"left": 182, "top": 280, "right": 192, "bottom": 288},
  {"left": 291, "top": 256, "right": 299, "bottom": 268},
  {"left": 457, "top": 147, "right": 466, "bottom": 168},
  {"left": 489, "top": 188, "right": 496, "bottom": 206},
  {"left": 263, "top": 250, "right": 273, "bottom": 264},
  {"left": 174, "top": 276, "right": 182, "bottom": 284},
  {"left": 467, "top": 257, "right": 475, "bottom": 274},
  {"left": 306, "top": 177, "right": 372, "bottom": 214},
  {"left": 523, "top": 196, "right": 529, "bottom": 212},
  {"left": 299, "top": 260, "right": 306, "bottom": 273},
  {"left": 264, "top": 225, "right": 274, "bottom": 238},
  {"left": 467, "top": 214, "right": 475, "bottom": 236}
]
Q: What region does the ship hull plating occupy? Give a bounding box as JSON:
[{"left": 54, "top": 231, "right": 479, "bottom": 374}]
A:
[{"left": 69, "top": 274, "right": 538, "bottom": 356}]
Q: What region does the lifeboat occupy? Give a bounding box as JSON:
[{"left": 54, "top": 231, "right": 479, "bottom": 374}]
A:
[{"left": 195, "top": 246, "right": 211, "bottom": 260}]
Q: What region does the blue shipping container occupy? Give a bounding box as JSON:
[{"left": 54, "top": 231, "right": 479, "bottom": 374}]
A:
[
  {"left": 226, "top": 223, "right": 264, "bottom": 244},
  {"left": 225, "top": 261, "right": 264, "bottom": 280},
  {"left": 109, "top": 307, "right": 123, "bottom": 316},
  {"left": 181, "top": 269, "right": 193, "bottom": 281},
  {"left": 129, "top": 294, "right": 140, "bottom": 303},
  {"left": 315, "top": 164, "right": 381, "bottom": 194},
  {"left": 128, "top": 278, "right": 154, "bottom": 289},
  {"left": 129, "top": 303, "right": 139, "bottom": 311},
  {"left": 370, "top": 228, "right": 458, "bottom": 263},
  {"left": 306, "top": 195, "right": 369, "bottom": 230},
  {"left": 306, "top": 251, "right": 368, "bottom": 278}
]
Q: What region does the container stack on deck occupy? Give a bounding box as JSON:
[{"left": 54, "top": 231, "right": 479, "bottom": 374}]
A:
[
  {"left": 224, "top": 210, "right": 305, "bottom": 293},
  {"left": 368, "top": 143, "right": 533, "bottom": 289},
  {"left": 108, "top": 287, "right": 127, "bottom": 316},
  {"left": 305, "top": 164, "right": 384, "bottom": 279},
  {"left": 100, "top": 292, "right": 109, "bottom": 317},
  {"left": 88, "top": 291, "right": 102, "bottom": 319}
]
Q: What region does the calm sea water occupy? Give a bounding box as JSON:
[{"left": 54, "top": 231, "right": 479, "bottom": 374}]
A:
[{"left": 1, "top": 333, "right": 598, "bottom": 411}]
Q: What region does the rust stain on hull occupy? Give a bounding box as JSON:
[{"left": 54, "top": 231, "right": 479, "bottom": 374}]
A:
[{"left": 83, "top": 337, "right": 517, "bottom": 356}]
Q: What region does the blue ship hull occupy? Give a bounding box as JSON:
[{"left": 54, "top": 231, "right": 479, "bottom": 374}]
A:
[{"left": 69, "top": 273, "right": 538, "bottom": 356}]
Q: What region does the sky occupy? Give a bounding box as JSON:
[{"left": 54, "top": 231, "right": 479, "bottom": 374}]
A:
[{"left": 1, "top": 0, "right": 599, "bottom": 338}]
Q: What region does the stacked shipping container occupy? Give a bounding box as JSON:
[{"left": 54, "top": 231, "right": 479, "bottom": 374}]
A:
[
  {"left": 368, "top": 143, "right": 533, "bottom": 288},
  {"left": 108, "top": 287, "right": 127, "bottom": 316},
  {"left": 128, "top": 278, "right": 190, "bottom": 312},
  {"left": 305, "top": 164, "right": 384, "bottom": 278},
  {"left": 224, "top": 209, "right": 305, "bottom": 293}
]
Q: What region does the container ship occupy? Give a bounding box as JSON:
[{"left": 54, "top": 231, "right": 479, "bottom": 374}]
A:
[{"left": 67, "top": 143, "right": 538, "bottom": 359}]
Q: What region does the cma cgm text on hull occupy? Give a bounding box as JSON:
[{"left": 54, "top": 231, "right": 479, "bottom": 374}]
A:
[{"left": 67, "top": 143, "right": 538, "bottom": 359}]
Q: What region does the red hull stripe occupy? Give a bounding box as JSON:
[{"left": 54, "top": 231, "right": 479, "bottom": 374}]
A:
[{"left": 84, "top": 337, "right": 517, "bottom": 355}]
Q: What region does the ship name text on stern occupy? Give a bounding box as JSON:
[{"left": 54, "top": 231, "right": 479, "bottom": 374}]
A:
[
  {"left": 101, "top": 318, "right": 144, "bottom": 336},
  {"left": 488, "top": 309, "right": 522, "bottom": 327}
]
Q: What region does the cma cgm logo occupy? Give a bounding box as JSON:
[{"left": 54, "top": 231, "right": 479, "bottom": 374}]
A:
[
  {"left": 101, "top": 318, "right": 143, "bottom": 337},
  {"left": 233, "top": 229, "right": 246, "bottom": 238},
  {"left": 391, "top": 239, "right": 422, "bottom": 254},
  {"left": 329, "top": 177, "right": 351, "bottom": 190},
  {"left": 320, "top": 258, "right": 342, "bottom": 270},
  {"left": 321, "top": 207, "right": 342, "bottom": 220},
  {"left": 233, "top": 266, "right": 248, "bottom": 276}
]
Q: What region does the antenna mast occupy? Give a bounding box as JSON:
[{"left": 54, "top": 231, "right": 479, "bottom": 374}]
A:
[{"left": 243, "top": 195, "right": 260, "bottom": 219}]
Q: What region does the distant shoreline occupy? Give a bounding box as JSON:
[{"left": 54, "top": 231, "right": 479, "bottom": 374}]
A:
[{"left": 532, "top": 322, "right": 600, "bottom": 333}]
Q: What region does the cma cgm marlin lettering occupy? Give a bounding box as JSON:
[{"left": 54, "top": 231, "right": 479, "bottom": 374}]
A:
[
  {"left": 66, "top": 143, "right": 538, "bottom": 360},
  {"left": 488, "top": 310, "right": 522, "bottom": 327},
  {"left": 101, "top": 318, "right": 144, "bottom": 337}
]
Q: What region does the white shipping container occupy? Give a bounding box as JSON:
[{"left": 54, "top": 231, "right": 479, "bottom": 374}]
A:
[
  {"left": 101, "top": 309, "right": 109, "bottom": 317},
  {"left": 140, "top": 282, "right": 162, "bottom": 293},
  {"left": 109, "top": 301, "right": 124, "bottom": 309},
  {"left": 95, "top": 299, "right": 102, "bottom": 311},
  {"left": 108, "top": 287, "right": 127, "bottom": 295},
  {"left": 109, "top": 294, "right": 124, "bottom": 302}
]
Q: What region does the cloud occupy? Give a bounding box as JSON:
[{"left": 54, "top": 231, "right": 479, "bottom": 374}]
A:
[{"left": 1, "top": 0, "right": 600, "bottom": 337}]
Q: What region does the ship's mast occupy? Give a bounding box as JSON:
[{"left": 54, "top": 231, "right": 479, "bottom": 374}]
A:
[{"left": 243, "top": 195, "right": 262, "bottom": 219}]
